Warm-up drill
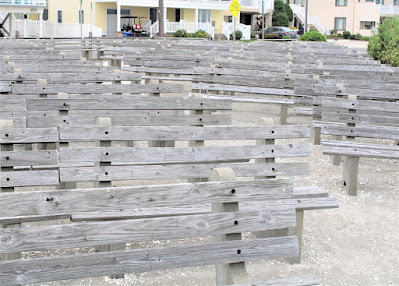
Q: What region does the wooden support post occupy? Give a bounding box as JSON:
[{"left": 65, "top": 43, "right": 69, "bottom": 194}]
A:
[
  {"left": 280, "top": 104, "right": 288, "bottom": 125},
  {"left": 343, "top": 156, "right": 359, "bottom": 196},
  {"left": 188, "top": 94, "right": 208, "bottom": 183},
  {"left": 210, "top": 168, "right": 248, "bottom": 285},
  {"left": 94, "top": 117, "right": 125, "bottom": 279},
  {"left": 287, "top": 210, "right": 304, "bottom": 264},
  {"left": 0, "top": 120, "right": 21, "bottom": 261},
  {"left": 332, "top": 135, "right": 342, "bottom": 165}
]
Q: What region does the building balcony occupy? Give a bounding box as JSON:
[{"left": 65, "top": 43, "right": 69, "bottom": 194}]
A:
[
  {"left": 378, "top": 4, "right": 399, "bottom": 16},
  {"left": 0, "top": 0, "right": 46, "bottom": 7}
]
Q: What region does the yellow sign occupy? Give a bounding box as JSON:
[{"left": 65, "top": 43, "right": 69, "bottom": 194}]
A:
[{"left": 229, "top": 0, "right": 242, "bottom": 18}]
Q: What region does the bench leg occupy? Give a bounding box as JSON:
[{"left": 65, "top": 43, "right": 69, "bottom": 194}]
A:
[
  {"left": 332, "top": 136, "right": 342, "bottom": 166},
  {"left": 343, "top": 156, "right": 359, "bottom": 196},
  {"left": 279, "top": 104, "right": 288, "bottom": 125},
  {"left": 288, "top": 210, "right": 303, "bottom": 264},
  {"left": 312, "top": 127, "right": 321, "bottom": 145},
  {"left": 211, "top": 168, "right": 248, "bottom": 285}
]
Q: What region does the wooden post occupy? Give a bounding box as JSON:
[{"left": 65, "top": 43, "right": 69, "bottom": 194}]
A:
[
  {"left": 210, "top": 168, "right": 248, "bottom": 285},
  {"left": 0, "top": 120, "right": 21, "bottom": 261},
  {"left": 343, "top": 156, "right": 359, "bottom": 196},
  {"left": 158, "top": 0, "right": 165, "bottom": 37},
  {"left": 94, "top": 117, "right": 125, "bottom": 279}
]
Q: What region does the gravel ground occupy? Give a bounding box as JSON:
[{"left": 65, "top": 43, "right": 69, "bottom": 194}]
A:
[{"left": 30, "top": 100, "right": 399, "bottom": 286}]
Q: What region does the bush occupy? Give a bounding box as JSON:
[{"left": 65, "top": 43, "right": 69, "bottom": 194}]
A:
[
  {"left": 193, "top": 29, "right": 208, "bottom": 38},
  {"left": 251, "top": 31, "right": 259, "bottom": 39},
  {"left": 349, "top": 34, "right": 356, "bottom": 39},
  {"left": 230, "top": 30, "right": 243, "bottom": 40},
  {"left": 330, "top": 29, "right": 337, "bottom": 35},
  {"left": 343, "top": 31, "right": 351, "bottom": 39},
  {"left": 282, "top": 35, "right": 291, "bottom": 39},
  {"left": 284, "top": 3, "right": 294, "bottom": 22},
  {"left": 174, "top": 29, "right": 188, "bottom": 37},
  {"left": 368, "top": 17, "right": 399, "bottom": 67},
  {"left": 355, "top": 33, "right": 362, "bottom": 40},
  {"left": 272, "top": 12, "right": 289, "bottom": 27},
  {"left": 299, "top": 29, "right": 327, "bottom": 42}
]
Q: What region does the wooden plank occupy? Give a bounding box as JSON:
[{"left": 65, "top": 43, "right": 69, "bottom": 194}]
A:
[
  {"left": 26, "top": 114, "right": 232, "bottom": 128},
  {"left": 0, "top": 128, "right": 59, "bottom": 144},
  {"left": 0, "top": 209, "right": 296, "bottom": 253},
  {"left": 0, "top": 150, "right": 59, "bottom": 166},
  {"left": 0, "top": 83, "right": 12, "bottom": 93},
  {"left": 26, "top": 98, "right": 232, "bottom": 111},
  {"left": 203, "top": 94, "right": 294, "bottom": 105},
  {"left": 322, "top": 140, "right": 399, "bottom": 159},
  {"left": 0, "top": 179, "right": 293, "bottom": 218},
  {"left": 0, "top": 100, "right": 26, "bottom": 112},
  {"left": 60, "top": 163, "right": 310, "bottom": 182},
  {"left": 60, "top": 144, "right": 311, "bottom": 164},
  {"left": 321, "top": 125, "right": 399, "bottom": 140},
  {"left": 314, "top": 85, "right": 399, "bottom": 100},
  {"left": 232, "top": 276, "right": 321, "bottom": 286},
  {"left": 192, "top": 83, "right": 296, "bottom": 96},
  {"left": 322, "top": 112, "right": 399, "bottom": 127},
  {"left": 12, "top": 83, "right": 184, "bottom": 95},
  {"left": 0, "top": 170, "right": 59, "bottom": 187},
  {"left": 321, "top": 97, "right": 399, "bottom": 113},
  {"left": 0, "top": 236, "right": 298, "bottom": 286},
  {"left": 60, "top": 125, "right": 310, "bottom": 141}
]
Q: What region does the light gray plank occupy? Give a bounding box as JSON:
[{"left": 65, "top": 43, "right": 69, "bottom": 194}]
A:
[
  {"left": 321, "top": 97, "right": 399, "bottom": 113},
  {"left": 192, "top": 83, "right": 296, "bottom": 96},
  {"left": 0, "top": 179, "right": 293, "bottom": 218},
  {"left": 0, "top": 236, "right": 298, "bottom": 286},
  {"left": 321, "top": 125, "right": 399, "bottom": 140},
  {"left": 12, "top": 83, "right": 184, "bottom": 95},
  {"left": 0, "top": 128, "right": 59, "bottom": 144},
  {"left": 230, "top": 275, "right": 320, "bottom": 286},
  {"left": 322, "top": 112, "right": 399, "bottom": 127},
  {"left": 26, "top": 98, "right": 232, "bottom": 111},
  {"left": 1, "top": 209, "right": 296, "bottom": 253},
  {"left": 0, "top": 170, "right": 59, "bottom": 187},
  {"left": 60, "top": 144, "right": 311, "bottom": 164},
  {"left": 27, "top": 114, "right": 232, "bottom": 128},
  {"left": 0, "top": 150, "right": 59, "bottom": 166},
  {"left": 60, "top": 125, "right": 310, "bottom": 141},
  {"left": 322, "top": 140, "right": 399, "bottom": 159},
  {"left": 0, "top": 99, "right": 26, "bottom": 112},
  {"left": 60, "top": 163, "right": 309, "bottom": 182}
]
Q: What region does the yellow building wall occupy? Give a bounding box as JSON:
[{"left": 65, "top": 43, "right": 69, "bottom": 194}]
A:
[
  {"left": 29, "top": 14, "right": 38, "bottom": 20},
  {"left": 48, "top": 0, "right": 94, "bottom": 24},
  {"left": 211, "top": 10, "right": 225, "bottom": 34},
  {"left": 167, "top": 8, "right": 175, "bottom": 22},
  {"left": 132, "top": 7, "right": 148, "bottom": 18},
  {"left": 94, "top": 2, "right": 116, "bottom": 33},
  {"left": 183, "top": 9, "right": 195, "bottom": 22}
]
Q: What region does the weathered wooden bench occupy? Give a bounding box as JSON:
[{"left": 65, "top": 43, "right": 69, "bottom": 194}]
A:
[{"left": 319, "top": 97, "right": 399, "bottom": 195}]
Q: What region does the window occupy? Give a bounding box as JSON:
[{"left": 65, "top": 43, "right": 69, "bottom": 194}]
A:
[
  {"left": 57, "top": 10, "right": 62, "bottom": 23},
  {"left": 334, "top": 17, "right": 346, "bottom": 30},
  {"left": 375, "top": 0, "right": 384, "bottom": 4},
  {"left": 224, "top": 15, "right": 233, "bottom": 23},
  {"left": 175, "top": 8, "right": 180, "bottom": 22},
  {"left": 336, "top": 0, "right": 347, "bottom": 6},
  {"left": 360, "top": 21, "right": 376, "bottom": 29},
  {"left": 366, "top": 0, "right": 373, "bottom": 2},
  {"left": 199, "top": 9, "right": 211, "bottom": 23},
  {"left": 43, "top": 9, "right": 48, "bottom": 21},
  {"left": 79, "top": 9, "right": 84, "bottom": 24},
  {"left": 394, "top": 0, "right": 399, "bottom": 5}
]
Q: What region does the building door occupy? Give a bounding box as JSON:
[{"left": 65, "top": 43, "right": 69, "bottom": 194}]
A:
[
  {"left": 107, "top": 8, "right": 131, "bottom": 37},
  {"left": 175, "top": 9, "right": 181, "bottom": 22},
  {"left": 150, "top": 8, "right": 157, "bottom": 24}
]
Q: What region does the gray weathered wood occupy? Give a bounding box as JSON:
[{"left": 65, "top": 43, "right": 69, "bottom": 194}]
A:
[
  {"left": 0, "top": 236, "right": 299, "bottom": 286},
  {"left": 230, "top": 275, "right": 321, "bottom": 286},
  {"left": 0, "top": 170, "right": 59, "bottom": 187},
  {"left": 0, "top": 150, "right": 58, "bottom": 166},
  {"left": 0, "top": 128, "right": 59, "bottom": 144},
  {"left": 322, "top": 140, "right": 399, "bottom": 159}
]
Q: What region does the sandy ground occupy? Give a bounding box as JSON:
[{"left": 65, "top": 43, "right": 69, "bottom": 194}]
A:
[
  {"left": 31, "top": 100, "right": 399, "bottom": 286},
  {"left": 327, "top": 39, "right": 369, "bottom": 50}
]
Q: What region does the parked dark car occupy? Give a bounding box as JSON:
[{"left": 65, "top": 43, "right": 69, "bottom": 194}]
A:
[{"left": 259, "top": 26, "right": 298, "bottom": 39}]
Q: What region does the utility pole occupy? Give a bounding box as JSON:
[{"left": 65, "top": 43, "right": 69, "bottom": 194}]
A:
[
  {"left": 158, "top": 0, "right": 164, "bottom": 37},
  {"left": 305, "top": 0, "right": 308, "bottom": 33},
  {"left": 262, "top": 0, "right": 265, "bottom": 40}
]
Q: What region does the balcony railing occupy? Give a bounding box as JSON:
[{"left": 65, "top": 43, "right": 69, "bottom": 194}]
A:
[
  {"left": 0, "top": 0, "right": 46, "bottom": 6},
  {"left": 378, "top": 4, "right": 399, "bottom": 16}
]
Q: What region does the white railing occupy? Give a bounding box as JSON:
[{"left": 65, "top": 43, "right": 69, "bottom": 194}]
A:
[
  {"left": 164, "top": 21, "right": 214, "bottom": 39},
  {"left": 0, "top": 0, "right": 46, "bottom": 6},
  {"left": 12, "top": 19, "right": 102, "bottom": 38},
  {"left": 150, "top": 20, "right": 158, "bottom": 38},
  {"left": 222, "top": 22, "right": 251, "bottom": 40},
  {"left": 290, "top": 4, "right": 330, "bottom": 35},
  {"left": 378, "top": 4, "right": 399, "bottom": 16},
  {"left": 144, "top": 20, "right": 152, "bottom": 36}
]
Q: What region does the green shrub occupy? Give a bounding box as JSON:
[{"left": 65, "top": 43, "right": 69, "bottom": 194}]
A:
[
  {"left": 349, "top": 34, "right": 356, "bottom": 39},
  {"left": 230, "top": 30, "right": 243, "bottom": 40},
  {"left": 251, "top": 31, "right": 259, "bottom": 39},
  {"left": 272, "top": 12, "right": 289, "bottom": 27},
  {"left": 299, "top": 30, "right": 327, "bottom": 42},
  {"left": 355, "top": 33, "right": 362, "bottom": 40},
  {"left": 361, "top": 36, "right": 370, "bottom": 41},
  {"left": 282, "top": 35, "right": 291, "bottom": 39},
  {"left": 343, "top": 31, "right": 351, "bottom": 39},
  {"left": 264, "top": 33, "right": 281, "bottom": 39},
  {"left": 284, "top": 3, "right": 294, "bottom": 22},
  {"left": 194, "top": 29, "right": 208, "bottom": 38},
  {"left": 330, "top": 29, "right": 337, "bottom": 35},
  {"left": 174, "top": 29, "right": 188, "bottom": 37},
  {"left": 368, "top": 17, "right": 399, "bottom": 67}
]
